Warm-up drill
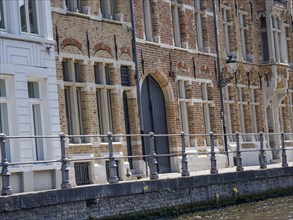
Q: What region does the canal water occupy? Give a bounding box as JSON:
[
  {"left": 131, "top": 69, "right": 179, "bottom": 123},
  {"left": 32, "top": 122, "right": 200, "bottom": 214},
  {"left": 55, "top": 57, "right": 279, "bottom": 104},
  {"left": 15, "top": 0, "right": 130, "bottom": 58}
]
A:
[{"left": 171, "top": 196, "right": 293, "bottom": 220}]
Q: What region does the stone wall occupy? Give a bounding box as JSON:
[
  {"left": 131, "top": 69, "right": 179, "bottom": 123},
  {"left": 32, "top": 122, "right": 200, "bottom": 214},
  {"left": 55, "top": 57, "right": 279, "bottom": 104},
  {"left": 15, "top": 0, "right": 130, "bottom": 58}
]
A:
[{"left": 0, "top": 167, "right": 293, "bottom": 220}]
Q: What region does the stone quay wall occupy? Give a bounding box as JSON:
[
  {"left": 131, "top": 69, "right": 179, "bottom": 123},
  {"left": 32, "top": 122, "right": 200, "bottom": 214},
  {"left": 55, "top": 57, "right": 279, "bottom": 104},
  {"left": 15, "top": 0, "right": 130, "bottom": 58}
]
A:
[{"left": 0, "top": 167, "right": 293, "bottom": 220}]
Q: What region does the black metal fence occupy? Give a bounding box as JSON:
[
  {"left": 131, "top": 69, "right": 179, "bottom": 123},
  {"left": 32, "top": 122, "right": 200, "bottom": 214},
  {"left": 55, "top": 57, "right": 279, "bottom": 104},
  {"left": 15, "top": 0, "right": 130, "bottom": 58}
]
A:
[{"left": 0, "top": 131, "right": 292, "bottom": 196}]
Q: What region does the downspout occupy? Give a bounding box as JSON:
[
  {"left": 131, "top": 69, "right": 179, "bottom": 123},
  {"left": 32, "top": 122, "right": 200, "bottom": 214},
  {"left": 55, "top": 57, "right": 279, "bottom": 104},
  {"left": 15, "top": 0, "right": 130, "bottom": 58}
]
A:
[
  {"left": 212, "top": 0, "right": 229, "bottom": 166},
  {"left": 130, "top": 0, "right": 143, "bottom": 134}
]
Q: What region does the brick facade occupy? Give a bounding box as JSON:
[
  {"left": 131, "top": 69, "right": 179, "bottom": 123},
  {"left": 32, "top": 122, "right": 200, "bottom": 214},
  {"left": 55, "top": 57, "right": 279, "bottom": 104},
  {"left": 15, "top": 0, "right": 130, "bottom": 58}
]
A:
[{"left": 51, "top": 0, "right": 293, "bottom": 183}]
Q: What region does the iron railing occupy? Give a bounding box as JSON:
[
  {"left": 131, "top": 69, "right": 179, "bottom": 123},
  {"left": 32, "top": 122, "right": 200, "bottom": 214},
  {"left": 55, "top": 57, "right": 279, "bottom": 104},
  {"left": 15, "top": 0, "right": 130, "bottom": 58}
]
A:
[{"left": 0, "top": 132, "right": 293, "bottom": 196}]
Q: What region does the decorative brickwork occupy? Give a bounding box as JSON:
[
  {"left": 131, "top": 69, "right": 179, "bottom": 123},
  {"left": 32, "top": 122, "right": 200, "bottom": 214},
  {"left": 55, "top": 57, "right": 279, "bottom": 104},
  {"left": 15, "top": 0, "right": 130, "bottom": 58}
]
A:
[
  {"left": 61, "top": 38, "right": 84, "bottom": 52},
  {"left": 93, "top": 43, "right": 113, "bottom": 56}
]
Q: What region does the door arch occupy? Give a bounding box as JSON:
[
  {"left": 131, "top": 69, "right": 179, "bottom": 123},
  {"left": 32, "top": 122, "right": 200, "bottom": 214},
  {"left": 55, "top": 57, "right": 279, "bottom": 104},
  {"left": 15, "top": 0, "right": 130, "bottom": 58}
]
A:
[{"left": 141, "top": 75, "right": 171, "bottom": 173}]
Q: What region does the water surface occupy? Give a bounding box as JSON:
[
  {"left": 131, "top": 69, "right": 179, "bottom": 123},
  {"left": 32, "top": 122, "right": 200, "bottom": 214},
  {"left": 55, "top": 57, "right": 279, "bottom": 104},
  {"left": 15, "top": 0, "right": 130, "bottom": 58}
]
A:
[{"left": 173, "top": 196, "right": 293, "bottom": 220}]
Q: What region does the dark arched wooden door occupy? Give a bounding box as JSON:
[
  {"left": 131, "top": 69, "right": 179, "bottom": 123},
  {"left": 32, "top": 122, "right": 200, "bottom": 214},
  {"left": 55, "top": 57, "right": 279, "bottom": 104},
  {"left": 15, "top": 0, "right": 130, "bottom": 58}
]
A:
[{"left": 141, "top": 75, "right": 171, "bottom": 173}]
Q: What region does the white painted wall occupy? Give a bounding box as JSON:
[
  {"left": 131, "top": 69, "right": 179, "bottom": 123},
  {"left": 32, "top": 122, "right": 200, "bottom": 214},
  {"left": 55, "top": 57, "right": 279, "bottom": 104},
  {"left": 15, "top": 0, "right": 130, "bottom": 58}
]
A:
[{"left": 0, "top": 0, "right": 61, "bottom": 192}]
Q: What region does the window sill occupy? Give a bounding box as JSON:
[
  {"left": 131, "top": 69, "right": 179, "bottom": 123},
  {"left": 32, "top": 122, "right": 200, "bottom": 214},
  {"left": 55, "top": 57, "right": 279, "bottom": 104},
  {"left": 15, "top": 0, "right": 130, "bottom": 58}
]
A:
[
  {"left": 100, "top": 141, "right": 122, "bottom": 146},
  {"left": 68, "top": 142, "right": 93, "bottom": 147},
  {"left": 145, "top": 41, "right": 160, "bottom": 47},
  {"left": 174, "top": 46, "right": 189, "bottom": 52},
  {"left": 63, "top": 81, "right": 86, "bottom": 86},
  {"left": 66, "top": 11, "right": 90, "bottom": 18},
  {"left": 0, "top": 31, "right": 55, "bottom": 45},
  {"left": 95, "top": 84, "right": 115, "bottom": 89},
  {"left": 101, "top": 18, "right": 123, "bottom": 25},
  {"left": 259, "top": 61, "right": 289, "bottom": 67}
]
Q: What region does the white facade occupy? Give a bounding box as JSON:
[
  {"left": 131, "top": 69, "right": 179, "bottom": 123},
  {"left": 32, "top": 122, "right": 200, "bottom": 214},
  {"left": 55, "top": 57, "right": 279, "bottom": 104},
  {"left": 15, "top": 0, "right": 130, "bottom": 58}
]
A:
[{"left": 0, "top": 0, "right": 61, "bottom": 192}]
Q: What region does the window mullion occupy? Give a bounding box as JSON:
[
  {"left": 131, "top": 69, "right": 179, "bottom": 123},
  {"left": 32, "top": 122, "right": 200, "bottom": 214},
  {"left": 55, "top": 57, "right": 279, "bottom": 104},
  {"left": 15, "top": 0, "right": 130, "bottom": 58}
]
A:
[{"left": 25, "top": 0, "right": 31, "bottom": 33}]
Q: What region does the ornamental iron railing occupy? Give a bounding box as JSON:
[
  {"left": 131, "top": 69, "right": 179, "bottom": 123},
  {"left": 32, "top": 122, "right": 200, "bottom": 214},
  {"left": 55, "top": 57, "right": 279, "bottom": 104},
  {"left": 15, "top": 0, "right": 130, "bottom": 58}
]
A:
[{"left": 0, "top": 132, "right": 293, "bottom": 196}]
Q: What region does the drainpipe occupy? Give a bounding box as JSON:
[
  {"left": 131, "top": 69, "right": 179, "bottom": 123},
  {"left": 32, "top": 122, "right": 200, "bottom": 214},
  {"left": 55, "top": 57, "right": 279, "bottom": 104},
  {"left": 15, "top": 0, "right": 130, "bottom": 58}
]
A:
[
  {"left": 130, "top": 0, "right": 144, "bottom": 135},
  {"left": 212, "top": 0, "right": 229, "bottom": 167}
]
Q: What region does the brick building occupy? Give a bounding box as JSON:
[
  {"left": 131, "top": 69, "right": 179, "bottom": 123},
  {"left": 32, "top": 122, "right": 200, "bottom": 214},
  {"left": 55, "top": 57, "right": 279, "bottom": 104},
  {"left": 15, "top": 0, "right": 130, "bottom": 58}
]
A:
[
  {"left": 134, "top": 0, "right": 293, "bottom": 172},
  {"left": 51, "top": 0, "right": 141, "bottom": 185},
  {"left": 216, "top": 0, "right": 293, "bottom": 163},
  {"left": 50, "top": 0, "right": 293, "bottom": 185},
  {"left": 2, "top": 0, "right": 292, "bottom": 194}
]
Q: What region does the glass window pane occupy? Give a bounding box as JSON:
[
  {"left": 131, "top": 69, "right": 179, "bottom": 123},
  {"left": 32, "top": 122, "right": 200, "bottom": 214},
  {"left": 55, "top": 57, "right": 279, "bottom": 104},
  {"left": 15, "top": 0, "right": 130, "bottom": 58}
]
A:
[
  {"left": 105, "top": 64, "right": 110, "bottom": 85},
  {"left": 76, "top": 88, "right": 84, "bottom": 142},
  {"left": 101, "top": 0, "right": 115, "bottom": 19},
  {"left": 120, "top": 66, "right": 130, "bottom": 86},
  {"left": 77, "top": 0, "right": 83, "bottom": 13},
  {"left": 64, "top": 87, "right": 73, "bottom": 138},
  {"left": 32, "top": 104, "right": 44, "bottom": 160},
  {"left": 107, "top": 90, "right": 113, "bottom": 133},
  {"left": 29, "top": 0, "right": 38, "bottom": 34},
  {"left": 0, "top": 103, "right": 11, "bottom": 161},
  {"left": 28, "top": 81, "right": 40, "bottom": 99},
  {"left": 74, "top": 63, "right": 81, "bottom": 82},
  {"left": 0, "top": 79, "right": 6, "bottom": 97},
  {"left": 62, "top": 61, "right": 69, "bottom": 81},
  {"left": 0, "top": 0, "right": 5, "bottom": 29},
  {"left": 94, "top": 64, "right": 102, "bottom": 84},
  {"left": 172, "top": 6, "right": 181, "bottom": 47},
  {"left": 19, "top": 0, "right": 27, "bottom": 32},
  {"left": 143, "top": 0, "right": 153, "bottom": 41}
]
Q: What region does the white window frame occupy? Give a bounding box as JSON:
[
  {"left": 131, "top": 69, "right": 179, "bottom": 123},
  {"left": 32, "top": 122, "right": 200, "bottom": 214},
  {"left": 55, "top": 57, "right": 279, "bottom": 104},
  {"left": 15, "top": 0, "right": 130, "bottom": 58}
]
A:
[
  {"left": 250, "top": 87, "right": 260, "bottom": 141},
  {"left": 194, "top": 0, "right": 204, "bottom": 51},
  {"left": 171, "top": 2, "right": 182, "bottom": 47},
  {"left": 19, "top": 0, "right": 40, "bottom": 35},
  {"left": 178, "top": 80, "right": 191, "bottom": 147},
  {"left": 237, "top": 85, "right": 249, "bottom": 142},
  {"left": 100, "top": 0, "right": 116, "bottom": 20},
  {"left": 201, "top": 83, "right": 213, "bottom": 146},
  {"left": 288, "top": 90, "right": 293, "bottom": 139},
  {"left": 279, "top": 102, "right": 285, "bottom": 136},
  {"left": 223, "top": 85, "right": 234, "bottom": 142},
  {"left": 0, "top": 77, "right": 12, "bottom": 161},
  {"left": 27, "top": 80, "right": 45, "bottom": 161},
  {"left": 63, "top": 60, "right": 85, "bottom": 144},
  {"left": 65, "top": 0, "right": 83, "bottom": 13},
  {"left": 260, "top": 15, "right": 269, "bottom": 62},
  {"left": 272, "top": 16, "right": 282, "bottom": 63},
  {"left": 222, "top": 6, "right": 232, "bottom": 56},
  {"left": 143, "top": 0, "right": 154, "bottom": 42},
  {"left": 238, "top": 11, "right": 248, "bottom": 61},
  {"left": 0, "top": 0, "right": 6, "bottom": 30},
  {"left": 95, "top": 63, "right": 115, "bottom": 143}
]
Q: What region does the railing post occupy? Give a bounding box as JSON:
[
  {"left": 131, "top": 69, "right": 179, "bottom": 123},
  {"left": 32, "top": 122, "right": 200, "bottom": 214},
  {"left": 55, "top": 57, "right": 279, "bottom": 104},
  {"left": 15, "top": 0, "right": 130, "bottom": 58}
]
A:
[
  {"left": 149, "top": 132, "right": 159, "bottom": 180},
  {"left": 281, "top": 132, "right": 288, "bottom": 168},
  {"left": 0, "top": 133, "right": 12, "bottom": 195},
  {"left": 60, "top": 133, "right": 72, "bottom": 189},
  {"left": 259, "top": 132, "right": 267, "bottom": 169},
  {"left": 181, "top": 132, "right": 189, "bottom": 177},
  {"left": 236, "top": 132, "right": 244, "bottom": 172},
  {"left": 107, "top": 132, "right": 119, "bottom": 184},
  {"left": 210, "top": 132, "right": 218, "bottom": 174}
]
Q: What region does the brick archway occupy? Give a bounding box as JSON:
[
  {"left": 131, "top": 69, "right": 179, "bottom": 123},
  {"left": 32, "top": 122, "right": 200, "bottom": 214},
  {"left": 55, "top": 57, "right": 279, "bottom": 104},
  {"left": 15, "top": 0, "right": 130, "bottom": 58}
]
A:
[{"left": 61, "top": 38, "right": 84, "bottom": 53}]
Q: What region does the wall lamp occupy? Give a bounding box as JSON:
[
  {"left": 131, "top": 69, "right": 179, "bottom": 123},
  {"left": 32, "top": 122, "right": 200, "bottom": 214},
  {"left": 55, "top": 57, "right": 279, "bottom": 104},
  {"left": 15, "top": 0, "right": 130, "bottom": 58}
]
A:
[{"left": 218, "top": 55, "right": 237, "bottom": 87}]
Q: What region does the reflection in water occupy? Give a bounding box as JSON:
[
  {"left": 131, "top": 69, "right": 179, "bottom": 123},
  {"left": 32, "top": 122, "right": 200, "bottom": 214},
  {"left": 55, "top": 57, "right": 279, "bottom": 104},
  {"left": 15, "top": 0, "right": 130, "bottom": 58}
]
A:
[{"left": 173, "top": 196, "right": 293, "bottom": 220}]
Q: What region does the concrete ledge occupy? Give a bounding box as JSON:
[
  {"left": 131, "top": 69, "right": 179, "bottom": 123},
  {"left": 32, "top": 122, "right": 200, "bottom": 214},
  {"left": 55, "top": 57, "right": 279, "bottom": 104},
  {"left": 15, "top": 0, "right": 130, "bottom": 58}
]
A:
[{"left": 0, "top": 167, "right": 293, "bottom": 219}]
